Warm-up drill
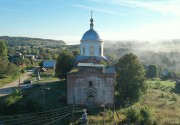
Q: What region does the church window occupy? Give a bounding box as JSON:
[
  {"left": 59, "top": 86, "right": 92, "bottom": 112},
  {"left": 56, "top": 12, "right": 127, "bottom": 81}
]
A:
[
  {"left": 83, "top": 46, "right": 85, "bottom": 55},
  {"left": 99, "top": 46, "right": 101, "bottom": 55},
  {"left": 90, "top": 45, "right": 95, "bottom": 56},
  {"left": 89, "top": 81, "right": 93, "bottom": 87}
]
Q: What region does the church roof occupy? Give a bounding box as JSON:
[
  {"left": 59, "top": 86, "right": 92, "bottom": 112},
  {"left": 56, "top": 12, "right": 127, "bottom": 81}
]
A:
[
  {"left": 81, "top": 11, "right": 102, "bottom": 42},
  {"left": 78, "top": 63, "right": 105, "bottom": 68},
  {"left": 81, "top": 29, "right": 101, "bottom": 41}
]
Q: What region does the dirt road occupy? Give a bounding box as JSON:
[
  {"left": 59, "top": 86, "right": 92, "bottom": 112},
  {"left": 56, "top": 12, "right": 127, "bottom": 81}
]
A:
[{"left": 0, "top": 71, "right": 33, "bottom": 97}]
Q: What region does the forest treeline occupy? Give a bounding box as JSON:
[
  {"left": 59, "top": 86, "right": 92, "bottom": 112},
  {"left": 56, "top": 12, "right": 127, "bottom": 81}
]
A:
[{"left": 0, "top": 36, "right": 65, "bottom": 48}]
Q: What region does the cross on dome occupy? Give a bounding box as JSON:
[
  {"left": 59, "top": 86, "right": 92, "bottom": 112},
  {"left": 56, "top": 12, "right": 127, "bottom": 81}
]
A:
[{"left": 90, "top": 11, "right": 94, "bottom": 29}]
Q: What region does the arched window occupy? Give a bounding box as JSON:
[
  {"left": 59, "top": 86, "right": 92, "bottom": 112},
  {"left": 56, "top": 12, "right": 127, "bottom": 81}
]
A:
[
  {"left": 83, "top": 46, "right": 85, "bottom": 55},
  {"left": 89, "top": 81, "right": 93, "bottom": 87},
  {"left": 89, "top": 45, "right": 94, "bottom": 56},
  {"left": 99, "top": 46, "right": 101, "bottom": 55}
]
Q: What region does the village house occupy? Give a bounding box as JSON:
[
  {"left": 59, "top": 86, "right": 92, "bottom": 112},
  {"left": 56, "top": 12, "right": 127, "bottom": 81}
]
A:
[{"left": 43, "top": 60, "right": 56, "bottom": 69}]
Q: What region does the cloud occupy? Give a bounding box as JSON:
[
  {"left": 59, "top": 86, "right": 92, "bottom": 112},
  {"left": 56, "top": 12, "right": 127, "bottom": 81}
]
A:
[
  {"left": 87, "top": 0, "right": 180, "bottom": 15},
  {"left": 72, "top": 4, "right": 126, "bottom": 16}
]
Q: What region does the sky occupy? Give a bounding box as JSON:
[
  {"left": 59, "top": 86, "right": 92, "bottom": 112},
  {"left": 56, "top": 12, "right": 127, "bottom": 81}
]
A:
[{"left": 0, "top": 0, "right": 180, "bottom": 44}]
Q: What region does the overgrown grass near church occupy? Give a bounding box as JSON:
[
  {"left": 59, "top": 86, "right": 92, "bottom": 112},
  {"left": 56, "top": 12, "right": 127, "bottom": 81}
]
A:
[
  {"left": 87, "top": 79, "right": 180, "bottom": 125},
  {"left": 0, "top": 79, "right": 180, "bottom": 124}
]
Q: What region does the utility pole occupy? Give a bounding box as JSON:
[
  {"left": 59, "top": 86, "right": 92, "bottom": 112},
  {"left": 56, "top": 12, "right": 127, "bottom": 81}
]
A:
[
  {"left": 113, "top": 88, "right": 115, "bottom": 124},
  {"left": 18, "top": 78, "right": 20, "bottom": 88},
  {"left": 42, "top": 83, "right": 46, "bottom": 123},
  {"left": 101, "top": 102, "right": 106, "bottom": 125},
  {"left": 103, "top": 104, "right": 105, "bottom": 125},
  {"left": 72, "top": 96, "right": 75, "bottom": 125}
]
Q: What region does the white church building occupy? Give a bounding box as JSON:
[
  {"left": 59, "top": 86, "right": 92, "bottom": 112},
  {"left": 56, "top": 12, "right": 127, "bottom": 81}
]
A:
[{"left": 67, "top": 13, "right": 115, "bottom": 107}]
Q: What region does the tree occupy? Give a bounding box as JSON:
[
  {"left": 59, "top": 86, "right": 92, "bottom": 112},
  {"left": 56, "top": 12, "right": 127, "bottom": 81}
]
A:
[
  {"left": 0, "top": 57, "right": 9, "bottom": 78},
  {"left": 0, "top": 40, "right": 8, "bottom": 57},
  {"left": 0, "top": 57, "right": 18, "bottom": 78},
  {"left": 116, "top": 53, "right": 146, "bottom": 103},
  {"left": 146, "top": 65, "right": 158, "bottom": 78},
  {"left": 7, "top": 63, "right": 18, "bottom": 76},
  {"left": 55, "top": 51, "right": 74, "bottom": 80},
  {"left": 0, "top": 41, "right": 18, "bottom": 78}
]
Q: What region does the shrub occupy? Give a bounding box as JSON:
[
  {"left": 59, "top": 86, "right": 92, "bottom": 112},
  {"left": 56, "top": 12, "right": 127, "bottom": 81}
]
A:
[
  {"left": 121, "top": 107, "right": 156, "bottom": 125},
  {"left": 21, "top": 69, "right": 25, "bottom": 73}
]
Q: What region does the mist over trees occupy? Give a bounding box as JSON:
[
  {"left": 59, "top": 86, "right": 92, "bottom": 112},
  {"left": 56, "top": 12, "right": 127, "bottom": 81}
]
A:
[{"left": 104, "top": 40, "right": 180, "bottom": 74}]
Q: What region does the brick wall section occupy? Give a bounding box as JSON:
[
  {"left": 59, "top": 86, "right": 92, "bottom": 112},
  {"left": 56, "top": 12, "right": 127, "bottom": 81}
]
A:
[{"left": 67, "top": 68, "right": 115, "bottom": 107}]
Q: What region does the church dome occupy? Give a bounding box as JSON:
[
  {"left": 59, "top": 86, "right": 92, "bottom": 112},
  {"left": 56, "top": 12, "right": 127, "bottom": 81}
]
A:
[
  {"left": 81, "top": 12, "right": 102, "bottom": 42},
  {"left": 81, "top": 29, "right": 100, "bottom": 40}
]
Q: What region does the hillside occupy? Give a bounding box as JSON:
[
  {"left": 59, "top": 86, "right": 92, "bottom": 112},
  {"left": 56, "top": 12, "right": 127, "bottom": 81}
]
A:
[{"left": 0, "top": 36, "right": 66, "bottom": 48}]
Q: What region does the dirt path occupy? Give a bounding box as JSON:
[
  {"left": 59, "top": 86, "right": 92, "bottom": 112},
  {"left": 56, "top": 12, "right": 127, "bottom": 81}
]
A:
[{"left": 0, "top": 71, "right": 33, "bottom": 97}]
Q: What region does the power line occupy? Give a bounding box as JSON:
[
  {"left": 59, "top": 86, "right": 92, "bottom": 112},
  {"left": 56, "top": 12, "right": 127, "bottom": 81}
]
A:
[
  {"left": 2, "top": 108, "right": 74, "bottom": 124},
  {"left": 0, "top": 105, "right": 73, "bottom": 118},
  {"left": 3, "top": 108, "right": 80, "bottom": 125},
  {"left": 44, "top": 112, "right": 71, "bottom": 125},
  {"left": 23, "top": 112, "right": 71, "bottom": 125},
  {"left": 1, "top": 107, "right": 80, "bottom": 122},
  {"left": 9, "top": 111, "right": 72, "bottom": 125},
  {"left": 0, "top": 107, "right": 82, "bottom": 125}
]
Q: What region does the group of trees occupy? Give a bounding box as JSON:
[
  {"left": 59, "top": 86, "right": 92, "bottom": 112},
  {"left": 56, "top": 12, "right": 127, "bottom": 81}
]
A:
[{"left": 0, "top": 40, "right": 18, "bottom": 78}]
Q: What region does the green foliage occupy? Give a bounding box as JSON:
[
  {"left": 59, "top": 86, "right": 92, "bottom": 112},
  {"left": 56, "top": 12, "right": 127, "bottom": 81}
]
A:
[
  {"left": 140, "top": 107, "right": 152, "bottom": 125},
  {"left": 0, "top": 40, "right": 8, "bottom": 57},
  {"left": 116, "top": 53, "right": 147, "bottom": 103},
  {"left": 121, "top": 107, "right": 156, "bottom": 125},
  {"left": 7, "top": 63, "right": 18, "bottom": 75},
  {"left": 0, "top": 57, "right": 18, "bottom": 78},
  {"left": 146, "top": 65, "right": 158, "bottom": 78},
  {"left": 125, "top": 108, "right": 141, "bottom": 123},
  {"left": 0, "top": 90, "right": 22, "bottom": 115},
  {"left": 4, "top": 90, "right": 22, "bottom": 107},
  {"left": 0, "top": 36, "right": 65, "bottom": 47},
  {"left": 21, "top": 68, "right": 25, "bottom": 73},
  {"left": 0, "top": 57, "right": 9, "bottom": 78},
  {"left": 170, "top": 94, "right": 177, "bottom": 102},
  {"left": 99, "top": 60, "right": 107, "bottom": 66},
  {"left": 55, "top": 51, "right": 75, "bottom": 80},
  {"left": 161, "top": 71, "right": 172, "bottom": 80}
]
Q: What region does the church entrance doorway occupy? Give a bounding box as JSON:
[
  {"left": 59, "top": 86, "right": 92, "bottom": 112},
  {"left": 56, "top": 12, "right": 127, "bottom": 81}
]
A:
[{"left": 87, "top": 95, "right": 94, "bottom": 106}]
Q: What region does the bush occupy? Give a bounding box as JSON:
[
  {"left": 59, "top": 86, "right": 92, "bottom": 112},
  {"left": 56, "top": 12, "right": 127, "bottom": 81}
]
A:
[
  {"left": 121, "top": 107, "right": 156, "bottom": 125},
  {"left": 0, "top": 89, "right": 22, "bottom": 115},
  {"left": 21, "top": 69, "right": 25, "bottom": 73}
]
